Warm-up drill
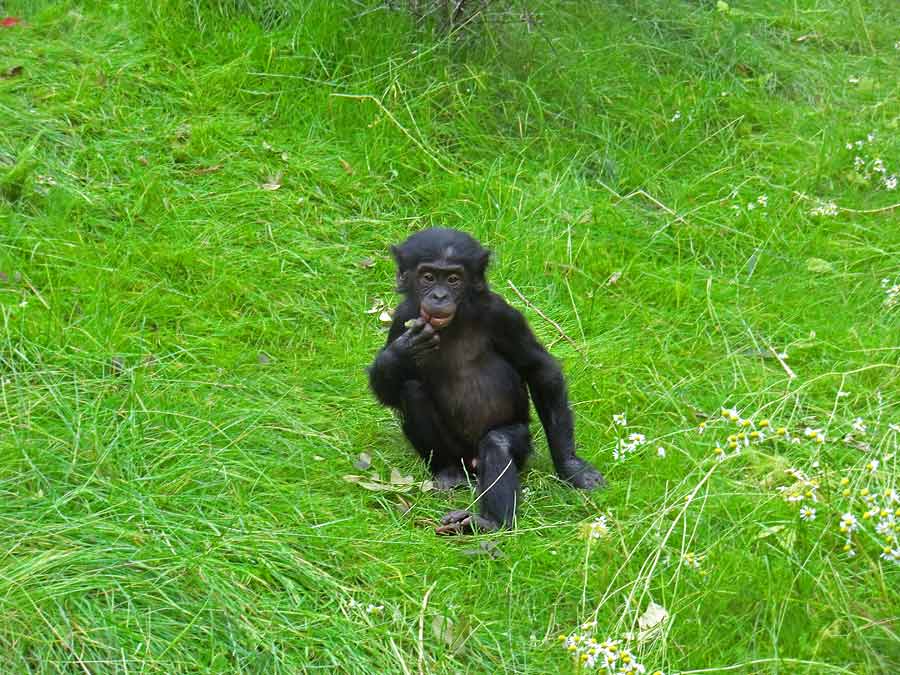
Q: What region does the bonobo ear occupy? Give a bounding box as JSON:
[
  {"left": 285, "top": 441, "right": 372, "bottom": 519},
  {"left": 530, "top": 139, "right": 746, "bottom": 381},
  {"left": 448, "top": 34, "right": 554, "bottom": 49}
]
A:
[
  {"left": 477, "top": 249, "right": 491, "bottom": 273},
  {"left": 390, "top": 245, "right": 410, "bottom": 293},
  {"left": 473, "top": 249, "right": 491, "bottom": 292},
  {"left": 390, "top": 244, "right": 405, "bottom": 268}
]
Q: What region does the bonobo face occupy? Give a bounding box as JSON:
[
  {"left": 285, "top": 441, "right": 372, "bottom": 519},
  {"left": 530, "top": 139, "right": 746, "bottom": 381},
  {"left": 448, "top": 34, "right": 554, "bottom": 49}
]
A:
[{"left": 416, "top": 262, "right": 464, "bottom": 329}]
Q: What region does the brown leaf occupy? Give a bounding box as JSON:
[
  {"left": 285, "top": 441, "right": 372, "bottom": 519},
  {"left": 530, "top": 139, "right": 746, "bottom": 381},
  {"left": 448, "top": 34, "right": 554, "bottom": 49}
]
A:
[
  {"left": 357, "top": 257, "right": 375, "bottom": 269},
  {"left": 137, "top": 155, "right": 149, "bottom": 166},
  {"left": 191, "top": 163, "right": 223, "bottom": 175},
  {"left": 340, "top": 159, "right": 354, "bottom": 175},
  {"left": 1, "top": 65, "right": 23, "bottom": 79}
]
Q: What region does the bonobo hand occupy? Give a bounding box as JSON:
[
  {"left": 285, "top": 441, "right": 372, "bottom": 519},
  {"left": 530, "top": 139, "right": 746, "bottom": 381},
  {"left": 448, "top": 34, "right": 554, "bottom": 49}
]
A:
[
  {"left": 557, "top": 456, "right": 606, "bottom": 490},
  {"left": 391, "top": 318, "right": 439, "bottom": 365}
]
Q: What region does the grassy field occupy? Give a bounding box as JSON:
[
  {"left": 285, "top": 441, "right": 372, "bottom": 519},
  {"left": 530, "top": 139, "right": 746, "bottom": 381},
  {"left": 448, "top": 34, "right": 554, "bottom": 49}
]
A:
[{"left": 2, "top": 1, "right": 899, "bottom": 672}]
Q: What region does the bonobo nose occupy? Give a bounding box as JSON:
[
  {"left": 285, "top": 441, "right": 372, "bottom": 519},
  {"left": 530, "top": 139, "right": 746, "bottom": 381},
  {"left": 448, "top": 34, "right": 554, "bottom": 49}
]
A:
[{"left": 431, "top": 290, "right": 449, "bottom": 301}]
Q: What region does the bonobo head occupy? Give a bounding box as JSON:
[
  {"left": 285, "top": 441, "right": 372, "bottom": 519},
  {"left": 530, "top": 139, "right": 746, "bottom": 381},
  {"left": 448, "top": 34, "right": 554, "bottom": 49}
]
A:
[{"left": 391, "top": 228, "right": 490, "bottom": 330}]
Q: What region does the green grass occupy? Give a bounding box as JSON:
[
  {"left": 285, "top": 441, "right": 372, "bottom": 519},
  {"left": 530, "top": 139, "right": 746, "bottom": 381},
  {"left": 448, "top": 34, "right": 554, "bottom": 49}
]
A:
[{"left": 1, "top": 1, "right": 899, "bottom": 672}]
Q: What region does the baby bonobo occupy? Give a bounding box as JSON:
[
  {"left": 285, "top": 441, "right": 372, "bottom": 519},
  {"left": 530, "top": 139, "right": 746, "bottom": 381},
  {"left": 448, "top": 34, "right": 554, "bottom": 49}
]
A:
[{"left": 369, "top": 228, "right": 605, "bottom": 535}]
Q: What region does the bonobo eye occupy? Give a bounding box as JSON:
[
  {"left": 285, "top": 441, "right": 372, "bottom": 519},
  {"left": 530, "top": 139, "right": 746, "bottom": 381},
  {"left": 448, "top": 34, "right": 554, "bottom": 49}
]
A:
[
  {"left": 447, "top": 274, "right": 461, "bottom": 286},
  {"left": 421, "top": 272, "right": 435, "bottom": 283}
]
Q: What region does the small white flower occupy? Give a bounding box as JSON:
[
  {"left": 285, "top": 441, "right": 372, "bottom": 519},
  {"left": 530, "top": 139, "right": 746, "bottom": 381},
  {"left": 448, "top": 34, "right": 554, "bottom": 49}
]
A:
[
  {"left": 657, "top": 446, "right": 666, "bottom": 458},
  {"left": 866, "top": 459, "right": 879, "bottom": 473},
  {"left": 848, "top": 76, "right": 860, "bottom": 84},
  {"left": 747, "top": 201, "right": 757, "bottom": 210},
  {"left": 840, "top": 512, "right": 859, "bottom": 533},
  {"left": 670, "top": 110, "right": 682, "bottom": 122},
  {"left": 613, "top": 413, "right": 627, "bottom": 427},
  {"left": 757, "top": 194, "right": 768, "bottom": 207},
  {"left": 881, "top": 548, "right": 900, "bottom": 565},
  {"left": 867, "top": 132, "right": 876, "bottom": 142},
  {"left": 889, "top": 423, "right": 900, "bottom": 433},
  {"left": 846, "top": 142, "right": 854, "bottom": 150},
  {"left": 589, "top": 515, "right": 609, "bottom": 539},
  {"left": 873, "top": 158, "right": 886, "bottom": 174},
  {"left": 366, "top": 604, "right": 384, "bottom": 614},
  {"left": 852, "top": 417, "right": 867, "bottom": 434},
  {"left": 628, "top": 433, "right": 646, "bottom": 445},
  {"left": 884, "top": 174, "right": 897, "bottom": 190},
  {"left": 799, "top": 506, "right": 816, "bottom": 522}
]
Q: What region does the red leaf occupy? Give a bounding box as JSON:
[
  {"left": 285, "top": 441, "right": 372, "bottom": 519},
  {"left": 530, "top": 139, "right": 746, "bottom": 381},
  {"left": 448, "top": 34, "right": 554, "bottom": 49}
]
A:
[{"left": 1, "top": 17, "right": 22, "bottom": 27}]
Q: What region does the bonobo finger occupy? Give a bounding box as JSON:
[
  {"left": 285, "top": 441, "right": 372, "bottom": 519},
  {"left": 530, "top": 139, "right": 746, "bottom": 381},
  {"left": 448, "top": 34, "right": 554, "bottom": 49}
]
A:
[
  {"left": 404, "top": 318, "right": 427, "bottom": 333},
  {"left": 440, "top": 510, "right": 473, "bottom": 525}
]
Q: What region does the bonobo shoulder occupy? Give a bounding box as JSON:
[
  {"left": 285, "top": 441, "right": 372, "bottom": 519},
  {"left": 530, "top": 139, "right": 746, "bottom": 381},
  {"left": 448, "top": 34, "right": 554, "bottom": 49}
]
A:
[{"left": 486, "top": 291, "right": 528, "bottom": 326}]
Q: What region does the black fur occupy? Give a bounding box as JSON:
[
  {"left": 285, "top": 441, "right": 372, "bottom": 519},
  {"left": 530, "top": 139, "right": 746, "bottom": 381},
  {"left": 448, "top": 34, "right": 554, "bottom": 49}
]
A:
[{"left": 369, "top": 228, "right": 605, "bottom": 534}]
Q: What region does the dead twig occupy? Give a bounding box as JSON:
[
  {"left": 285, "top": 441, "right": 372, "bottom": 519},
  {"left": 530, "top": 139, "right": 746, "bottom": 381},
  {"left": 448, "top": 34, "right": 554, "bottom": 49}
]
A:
[{"left": 767, "top": 344, "right": 797, "bottom": 380}]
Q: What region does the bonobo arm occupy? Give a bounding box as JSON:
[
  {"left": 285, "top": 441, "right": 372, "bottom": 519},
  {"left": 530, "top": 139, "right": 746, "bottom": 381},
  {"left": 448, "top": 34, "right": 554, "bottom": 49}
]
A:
[
  {"left": 491, "top": 295, "right": 605, "bottom": 490},
  {"left": 369, "top": 303, "right": 438, "bottom": 408}
]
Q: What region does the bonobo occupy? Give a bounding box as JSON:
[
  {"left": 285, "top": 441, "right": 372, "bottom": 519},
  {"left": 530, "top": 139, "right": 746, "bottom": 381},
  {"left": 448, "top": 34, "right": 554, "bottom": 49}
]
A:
[{"left": 369, "top": 228, "right": 605, "bottom": 535}]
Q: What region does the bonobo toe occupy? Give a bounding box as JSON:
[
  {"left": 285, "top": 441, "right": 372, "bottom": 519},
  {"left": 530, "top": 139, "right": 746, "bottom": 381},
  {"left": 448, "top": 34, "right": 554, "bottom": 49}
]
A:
[{"left": 560, "top": 458, "right": 606, "bottom": 491}]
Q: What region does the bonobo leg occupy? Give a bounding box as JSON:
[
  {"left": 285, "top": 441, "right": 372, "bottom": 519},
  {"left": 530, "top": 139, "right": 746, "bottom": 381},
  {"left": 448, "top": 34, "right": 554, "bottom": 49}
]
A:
[
  {"left": 399, "top": 381, "right": 469, "bottom": 490},
  {"left": 436, "top": 424, "right": 531, "bottom": 535}
]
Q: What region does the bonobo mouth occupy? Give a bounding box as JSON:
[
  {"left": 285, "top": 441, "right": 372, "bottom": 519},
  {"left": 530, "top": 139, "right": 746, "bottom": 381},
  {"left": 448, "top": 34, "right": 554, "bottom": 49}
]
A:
[{"left": 421, "top": 309, "right": 455, "bottom": 330}]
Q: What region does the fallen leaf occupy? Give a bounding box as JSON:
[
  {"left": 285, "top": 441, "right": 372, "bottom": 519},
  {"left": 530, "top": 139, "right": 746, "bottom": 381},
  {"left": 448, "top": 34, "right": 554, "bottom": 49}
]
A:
[
  {"left": 0, "top": 271, "right": 8, "bottom": 283},
  {"left": 261, "top": 173, "right": 283, "bottom": 191},
  {"left": 354, "top": 452, "right": 372, "bottom": 470},
  {"left": 638, "top": 602, "right": 668, "bottom": 631},
  {"left": 757, "top": 524, "right": 786, "bottom": 540},
  {"left": 1, "top": 65, "right": 23, "bottom": 79},
  {"left": 190, "top": 163, "right": 223, "bottom": 175},
  {"left": 357, "top": 257, "right": 375, "bottom": 269},
  {"left": 365, "top": 299, "right": 387, "bottom": 315},
  {"left": 340, "top": 159, "right": 354, "bottom": 175},
  {"left": 432, "top": 615, "right": 469, "bottom": 655},
  {"left": 420, "top": 480, "right": 434, "bottom": 492},
  {"left": 389, "top": 468, "right": 414, "bottom": 485},
  {"left": 462, "top": 541, "right": 504, "bottom": 559},
  {"left": 394, "top": 496, "right": 412, "bottom": 514},
  {"left": 806, "top": 257, "right": 833, "bottom": 273},
  {"left": 137, "top": 155, "right": 149, "bottom": 166},
  {"left": 379, "top": 310, "right": 393, "bottom": 324},
  {"left": 607, "top": 271, "right": 622, "bottom": 285},
  {"left": 257, "top": 352, "right": 271, "bottom": 365},
  {"left": 281, "top": 152, "right": 289, "bottom": 161}
]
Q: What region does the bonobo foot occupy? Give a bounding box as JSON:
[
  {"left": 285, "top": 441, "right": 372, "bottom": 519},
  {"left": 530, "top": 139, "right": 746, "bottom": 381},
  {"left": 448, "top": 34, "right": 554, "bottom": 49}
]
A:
[
  {"left": 557, "top": 456, "right": 606, "bottom": 490},
  {"left": 433, "top": 465, "right": 469, "bottom": 490},
  {"left": 435, "top": 510, "right": 498, "bottom": 535}
]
